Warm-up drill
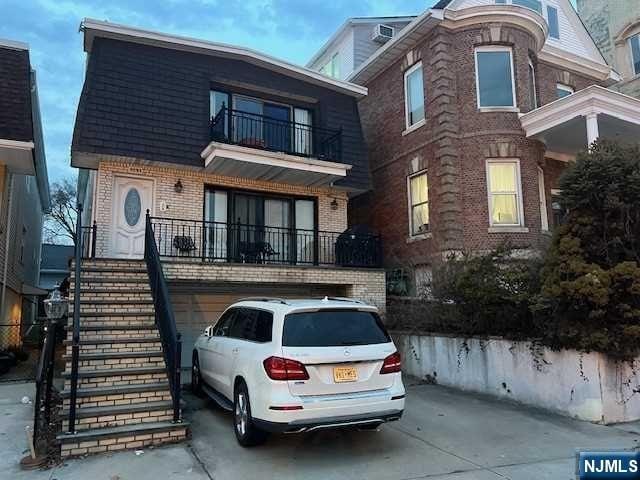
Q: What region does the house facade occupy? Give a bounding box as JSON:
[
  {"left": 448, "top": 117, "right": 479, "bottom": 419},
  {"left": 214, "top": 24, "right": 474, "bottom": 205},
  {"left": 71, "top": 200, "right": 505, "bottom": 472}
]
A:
[
  {"left": 0, "top": 39, "right": 50, "bottom": 349},
  {"left": 63, "top": 18, "right": 386, "bottom": 456},
  {"left": 307, "top": 16, "right": 416, "bottom": 81},
  {"left": 577, "top": 0, "right": 640, "bottom": 98},
  {"left": 311, "top": 0, "right": 640, "bottom": 295}
]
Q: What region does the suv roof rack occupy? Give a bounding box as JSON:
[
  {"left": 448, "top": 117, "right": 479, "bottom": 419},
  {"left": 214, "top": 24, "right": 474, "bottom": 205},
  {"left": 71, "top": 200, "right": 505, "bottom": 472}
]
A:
[
  {"left": 237, "top": 297, "right": 290, "bottom": 305},
  {"left": 322, "top": 296, "right": 365, "bottom": 304}
]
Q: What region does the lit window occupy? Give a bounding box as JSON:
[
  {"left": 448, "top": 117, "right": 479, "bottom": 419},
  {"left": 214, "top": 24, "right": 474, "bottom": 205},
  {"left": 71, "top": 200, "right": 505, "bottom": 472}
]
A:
[
  {"left": 556, "top": 83, "right": 574, "bottom": 99},
  {"left": 631, "top": 34, "right": 640, "bottom": 76},
  {"left": 528, "top": 58, "right": 538, "bottom": 109},
  {"left": 486, "top": 160, "right": 523, "bottom": 226},
  {"left": 475, "top": 47, "right": 516, "bottom": 108},
  {"left": 408, "top": 172, "right": 429, "bottom": 235},
  {"left": 404, "top": 62, "right": 425, "bottom": 129},
  {"left": 547, "top": 6, "right": 560, "bottom": 39}
]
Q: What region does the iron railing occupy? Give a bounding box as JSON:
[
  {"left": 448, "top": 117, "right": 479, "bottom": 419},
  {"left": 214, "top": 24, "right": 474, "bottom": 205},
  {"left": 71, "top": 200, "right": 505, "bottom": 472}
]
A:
[
  {"left": 210, "top": 106, "right": 342, "bottom": 163},
  {"left": 66, "top": 203, "right": 83, "bottom": 433},
  {"left": 144, "top": 212, "right": 182, "bottom": 423},
  {"left": 33, "top": 319, "right": 60, "bottom": 451},
  {"left": 149, "top": 216, "right": 382, "bottom": 268},
  {"left": 80, "top": 222, "right": 97, "bottom": 259}
]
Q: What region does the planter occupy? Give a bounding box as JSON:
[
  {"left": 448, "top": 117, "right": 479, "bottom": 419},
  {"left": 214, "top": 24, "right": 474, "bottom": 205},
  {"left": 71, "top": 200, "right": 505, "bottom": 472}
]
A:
[{"left": 393, "top": 332, "right": 640, "bottom": 424}]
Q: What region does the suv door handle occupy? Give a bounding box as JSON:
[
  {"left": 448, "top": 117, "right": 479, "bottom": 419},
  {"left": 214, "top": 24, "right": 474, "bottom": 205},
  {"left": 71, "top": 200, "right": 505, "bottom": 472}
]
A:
[{"left": 231, "top": 348, "right": 239, "bottom": 355}]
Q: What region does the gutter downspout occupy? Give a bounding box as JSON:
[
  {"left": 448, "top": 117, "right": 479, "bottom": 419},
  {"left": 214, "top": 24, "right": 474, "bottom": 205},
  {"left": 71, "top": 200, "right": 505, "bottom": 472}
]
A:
[{"left": 1, "top": 173, "right": 15, "bottom": 322}]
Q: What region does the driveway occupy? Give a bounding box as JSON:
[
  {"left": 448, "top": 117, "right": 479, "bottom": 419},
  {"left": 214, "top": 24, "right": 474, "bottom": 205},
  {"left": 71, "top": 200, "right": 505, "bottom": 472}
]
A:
[{"left": 2, "top": 379, "right": 639, "bottom": 480}]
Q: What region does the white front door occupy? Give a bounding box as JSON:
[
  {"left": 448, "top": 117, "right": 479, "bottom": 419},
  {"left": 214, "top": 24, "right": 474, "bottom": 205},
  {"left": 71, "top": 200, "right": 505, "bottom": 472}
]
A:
[{"left": 112, "top": 176, "right": 154, "bottom": 258}]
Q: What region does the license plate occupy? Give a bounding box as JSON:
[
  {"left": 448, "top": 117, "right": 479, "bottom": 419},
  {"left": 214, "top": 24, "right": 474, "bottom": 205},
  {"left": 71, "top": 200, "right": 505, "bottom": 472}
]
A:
[{"left": 333, "top": 366, "right": 358, "bottom": 383}]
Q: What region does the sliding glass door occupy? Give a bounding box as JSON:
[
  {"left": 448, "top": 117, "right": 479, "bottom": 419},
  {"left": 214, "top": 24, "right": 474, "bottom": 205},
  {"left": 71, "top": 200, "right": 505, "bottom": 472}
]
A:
[{"left": 204, "top": 188, "right": 317, "bottom": 265}]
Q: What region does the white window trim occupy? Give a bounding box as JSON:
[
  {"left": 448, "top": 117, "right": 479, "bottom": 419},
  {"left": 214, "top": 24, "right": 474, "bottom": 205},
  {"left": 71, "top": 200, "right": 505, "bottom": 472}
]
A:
[
  {"left": 556, "top": 83, "right": 574, "bottom": 97},
  {"left": 407, "top": 170, "right": 429, "bottom": 238},
  {"left": 537, "top": 166, "right": 549, "bottom": 231},
  {"left": 474, "top": 46, "right": 517, "bottom": 110},
  {"left": 528, "top": 58, "right": 538, "bottom": 109},
  {"left": 404, "top": 61, "right": 425, "bottom": 130},
  {"left": 485, "top": 158, "right": 525, "bottom": 228}
]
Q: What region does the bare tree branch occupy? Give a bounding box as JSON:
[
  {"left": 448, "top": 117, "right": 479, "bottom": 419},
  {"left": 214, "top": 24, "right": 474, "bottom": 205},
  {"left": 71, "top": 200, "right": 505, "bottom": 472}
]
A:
[{"left": 44, "top": 177, "right": 78, "bottom": 246}]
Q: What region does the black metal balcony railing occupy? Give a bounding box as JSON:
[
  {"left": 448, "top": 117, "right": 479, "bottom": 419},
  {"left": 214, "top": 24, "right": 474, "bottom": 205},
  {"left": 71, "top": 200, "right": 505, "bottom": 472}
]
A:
[
  {"left": 209, "top": 107, "right": 342, "bottom": 163},
  {"left": 149, "top": 216, "right": 382, "bottom": 268}
]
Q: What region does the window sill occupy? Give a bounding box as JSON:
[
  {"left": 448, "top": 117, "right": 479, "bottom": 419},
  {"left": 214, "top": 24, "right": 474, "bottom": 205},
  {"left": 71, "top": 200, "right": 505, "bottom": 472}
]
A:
[
  {"left": 402, "top": 119, "right": 426, "bottom": 136},
  {"left": 488, "top": 226, "right": 529, "bottom": 233},
  {"left": 406, "top": 232, "right": 432, "bottom": 243},
  {"left": 479, "top": 107, "right": 520, "bottom": 113}
]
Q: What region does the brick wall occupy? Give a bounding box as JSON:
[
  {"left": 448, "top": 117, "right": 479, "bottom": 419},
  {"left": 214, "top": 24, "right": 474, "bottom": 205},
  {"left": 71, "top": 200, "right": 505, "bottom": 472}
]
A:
[
  {"left": 356, "top": 22, "right": 603, "bottom": 276},
  {"left": 92, "top": 159, "right": 348, "bottom": 257},
  {"left": 163, "top": 261, "right": 386, "bottom": 313}
]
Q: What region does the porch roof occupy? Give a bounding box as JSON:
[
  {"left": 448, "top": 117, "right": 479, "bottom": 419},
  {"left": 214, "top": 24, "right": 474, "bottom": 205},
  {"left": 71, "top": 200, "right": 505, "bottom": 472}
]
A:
[{"left": 519, "top": 86, "right": 640, "bottom": 155}]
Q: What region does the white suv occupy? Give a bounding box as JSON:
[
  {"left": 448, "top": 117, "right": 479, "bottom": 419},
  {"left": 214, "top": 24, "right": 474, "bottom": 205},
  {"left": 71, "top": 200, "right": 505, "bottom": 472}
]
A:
[{"left": 191, "top": 297, "right": 405, "bottom": 446}]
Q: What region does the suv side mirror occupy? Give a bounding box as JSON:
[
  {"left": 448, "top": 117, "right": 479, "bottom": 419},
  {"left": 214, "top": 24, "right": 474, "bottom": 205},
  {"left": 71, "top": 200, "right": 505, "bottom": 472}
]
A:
[{"left": 204, "top": 326, "right": 214, "bottom": 337}]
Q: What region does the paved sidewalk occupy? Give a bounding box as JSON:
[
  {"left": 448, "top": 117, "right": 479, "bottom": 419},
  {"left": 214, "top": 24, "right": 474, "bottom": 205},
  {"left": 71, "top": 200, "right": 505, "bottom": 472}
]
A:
[{"left": 2, "top": 379, "right": 639, "bottom": 480}]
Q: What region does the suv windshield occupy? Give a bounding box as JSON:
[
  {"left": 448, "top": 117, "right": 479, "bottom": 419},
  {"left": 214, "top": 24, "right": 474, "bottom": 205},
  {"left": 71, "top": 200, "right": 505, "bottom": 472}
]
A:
[{"left": 282, "top": 309, "right": 391, "bottom": 347}]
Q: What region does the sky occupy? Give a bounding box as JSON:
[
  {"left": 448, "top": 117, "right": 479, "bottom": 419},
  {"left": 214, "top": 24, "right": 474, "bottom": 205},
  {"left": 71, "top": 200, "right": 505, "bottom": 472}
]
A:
[{"left": 0, "top": 0, "right": 434, "bottom": 184}]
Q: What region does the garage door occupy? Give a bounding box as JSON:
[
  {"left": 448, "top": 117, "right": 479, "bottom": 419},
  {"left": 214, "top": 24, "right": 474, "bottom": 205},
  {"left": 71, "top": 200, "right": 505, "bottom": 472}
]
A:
[{"left": 169, "top": 282, "right": 346, "bottom": 370}]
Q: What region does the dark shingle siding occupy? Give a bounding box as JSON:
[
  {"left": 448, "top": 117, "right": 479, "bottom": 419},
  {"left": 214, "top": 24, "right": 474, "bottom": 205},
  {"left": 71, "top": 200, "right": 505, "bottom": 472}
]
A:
[
  {"left": 73, "top": 38, "right": 370, "bottom": 190},
  {"left": 0, "top": 47, "right": 33, "bottom": 142}
]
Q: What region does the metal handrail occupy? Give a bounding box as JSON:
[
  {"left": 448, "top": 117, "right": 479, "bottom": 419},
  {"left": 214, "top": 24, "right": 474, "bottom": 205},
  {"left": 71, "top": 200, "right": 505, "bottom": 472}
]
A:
[
  {"left": 209, "top": 106, "right": 343, "bottom": 162},
  {"left": 66, "top": 203, "right": 83, "bottom": 434},
  {"left": 148, "top": 216, "right": 382, "bottom": 268},
  {"left": 80, "top": 221, "right": 97, "bottom": 259},
  {"left": 144, "top": 211, "right": 182, "bottom": 423}
]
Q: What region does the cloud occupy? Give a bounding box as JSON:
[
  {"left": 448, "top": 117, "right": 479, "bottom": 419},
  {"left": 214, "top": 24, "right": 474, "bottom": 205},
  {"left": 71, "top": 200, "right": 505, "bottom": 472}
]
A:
[{"left": 0, "top": 0, "right": 430, "bottom": 182}]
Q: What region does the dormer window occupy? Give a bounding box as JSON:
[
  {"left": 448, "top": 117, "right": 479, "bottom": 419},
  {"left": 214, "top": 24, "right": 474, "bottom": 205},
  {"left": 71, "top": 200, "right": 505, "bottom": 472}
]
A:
[
  {"left": 631, "top": 34, "right": 640, "bottom": 76},
  {"left": 495, "top": 0, "right": 542, "bottom": 15}
]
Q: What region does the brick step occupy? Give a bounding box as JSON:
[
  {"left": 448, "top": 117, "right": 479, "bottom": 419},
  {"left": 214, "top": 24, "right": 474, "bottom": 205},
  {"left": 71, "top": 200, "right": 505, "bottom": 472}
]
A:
[
  {"left": 62, "top": 366, "right": 167, "bottom": 379},
  {"left": 71, "top": 329, "right": 161, "bottom": 344},
  {"left": 66, "top": 321, "right": 157, "bottom": 335},
  {"left": 57, "top": 421, "right": 189, "bottom": 457},
  {"left": 62, "top": 405, "right": 176, "bottom": 431},
  {"left": 63, "top": 351, "right": 164, "bottom": 362},
  {"left": 63, "top": 337, "right": 162, "bottom": 355},
  {"left": 65, "top": 355, "right": 165, "bottom": 372},
  {"left": 67, "top": 313, "right": 155, "bottom": 322},
  {"left": 73, "top": 288, "right": 151, "bottom": 296},
  {"left": 63, "top": 367, "right": 168, "bottom": 390},
  {"left": 80, "top": 267, "right": 148, "bottom": 274},
  {"left": 62, "top": 399, "right": 175, "bottom": 418},
  {"left": 72, "top": 277, "right": 150, "bottom": 286},
  {"left": 69, "top": 306, "right": 156, "bottom": 315},
  {"left": 60, "top": 381, "right": 170, "bottom": 400},
  {"left": 77, "top": 259, "right": 145, "bottom": 267},
  {"left": 69, "top": 289, "right": 153, "bottom": 305}
]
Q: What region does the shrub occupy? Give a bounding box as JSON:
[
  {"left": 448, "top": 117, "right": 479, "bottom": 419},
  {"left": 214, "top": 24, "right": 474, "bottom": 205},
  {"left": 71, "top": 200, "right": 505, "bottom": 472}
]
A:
[
  {"left": 428, "top": 244, "right": 543, "bottom": 338},
  {"left": 535, "top": 141, "right": 640, "bottom": 359}
]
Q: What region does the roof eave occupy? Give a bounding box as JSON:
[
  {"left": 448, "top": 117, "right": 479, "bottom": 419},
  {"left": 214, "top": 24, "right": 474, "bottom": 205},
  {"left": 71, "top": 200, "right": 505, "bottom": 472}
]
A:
[{"left": 80, "top": 18, "right": 367, "bottom": 99}]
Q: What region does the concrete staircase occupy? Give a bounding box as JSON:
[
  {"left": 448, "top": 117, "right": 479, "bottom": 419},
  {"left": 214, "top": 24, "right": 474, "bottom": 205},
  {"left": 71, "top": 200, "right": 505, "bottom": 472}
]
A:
[{"left": 57, "top": 259, "right": 188, "bottom": 458}]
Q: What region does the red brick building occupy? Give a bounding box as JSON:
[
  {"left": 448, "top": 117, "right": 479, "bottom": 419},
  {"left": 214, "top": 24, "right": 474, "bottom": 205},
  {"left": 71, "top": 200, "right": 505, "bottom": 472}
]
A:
[{"left": 311, "top": 0, "right": 640, "bottom": 294}]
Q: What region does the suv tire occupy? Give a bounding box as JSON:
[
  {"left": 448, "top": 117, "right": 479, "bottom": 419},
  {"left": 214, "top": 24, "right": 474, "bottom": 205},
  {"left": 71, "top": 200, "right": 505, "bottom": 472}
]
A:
[{"left": 234, "top": 381, "right": 268, "bottom": 447}]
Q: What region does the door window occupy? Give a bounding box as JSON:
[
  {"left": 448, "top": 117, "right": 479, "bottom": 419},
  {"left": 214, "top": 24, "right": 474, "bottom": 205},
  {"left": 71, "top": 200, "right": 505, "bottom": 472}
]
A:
[
  {"left": 228, "top": 308, "right": 273, "bottom": 342},
  {"left": 124, "top": 188, "right": 142, "bottom": 226},
  {"left": 213, "top": 309, "right": 237, "bottom": 337}
]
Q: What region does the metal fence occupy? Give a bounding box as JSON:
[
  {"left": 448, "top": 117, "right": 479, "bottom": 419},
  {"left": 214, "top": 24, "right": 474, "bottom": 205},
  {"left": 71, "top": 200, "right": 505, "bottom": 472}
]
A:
[{"left": 149, "top": 216, "right": 382, "bottom": 268}]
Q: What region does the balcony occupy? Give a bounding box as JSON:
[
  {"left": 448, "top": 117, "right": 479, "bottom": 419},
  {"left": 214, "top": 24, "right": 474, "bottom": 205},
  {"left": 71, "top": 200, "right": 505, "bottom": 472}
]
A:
[
  {"left": 148, "top": 216, "right": 382, "bottom": 268},
  {"left": 201, "top": 107, "right": 351, "bottom": 187}
]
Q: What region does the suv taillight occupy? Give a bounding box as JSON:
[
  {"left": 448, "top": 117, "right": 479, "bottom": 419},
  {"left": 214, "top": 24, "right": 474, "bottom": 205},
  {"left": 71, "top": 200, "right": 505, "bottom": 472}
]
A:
[
  {"left": 263, "top": 356, "right": 310, "bottom": 381},
  {"left": 380, "top": 352, "right": 401, "bottom": 374}
]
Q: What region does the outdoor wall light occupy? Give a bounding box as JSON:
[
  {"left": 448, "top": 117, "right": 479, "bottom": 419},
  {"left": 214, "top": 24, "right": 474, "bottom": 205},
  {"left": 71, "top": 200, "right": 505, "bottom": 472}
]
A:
[
  {"left": 174, "top": 179, "right": 183, "bottom": 193},
  {"left": 330, "top": 198, "right": 339, "bottom": 210}
]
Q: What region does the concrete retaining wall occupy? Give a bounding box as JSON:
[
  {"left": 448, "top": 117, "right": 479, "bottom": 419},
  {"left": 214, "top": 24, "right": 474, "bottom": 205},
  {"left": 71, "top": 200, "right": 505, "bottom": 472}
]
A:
[{"left": 393, "top": 333, "right": 640, "bottom": 424}]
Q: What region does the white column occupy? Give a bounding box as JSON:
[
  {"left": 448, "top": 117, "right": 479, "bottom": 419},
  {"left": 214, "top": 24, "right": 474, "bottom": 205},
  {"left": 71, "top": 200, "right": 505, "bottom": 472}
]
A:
[{"left": 586, "top": 112, "right": 600, "bottom": 146}]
